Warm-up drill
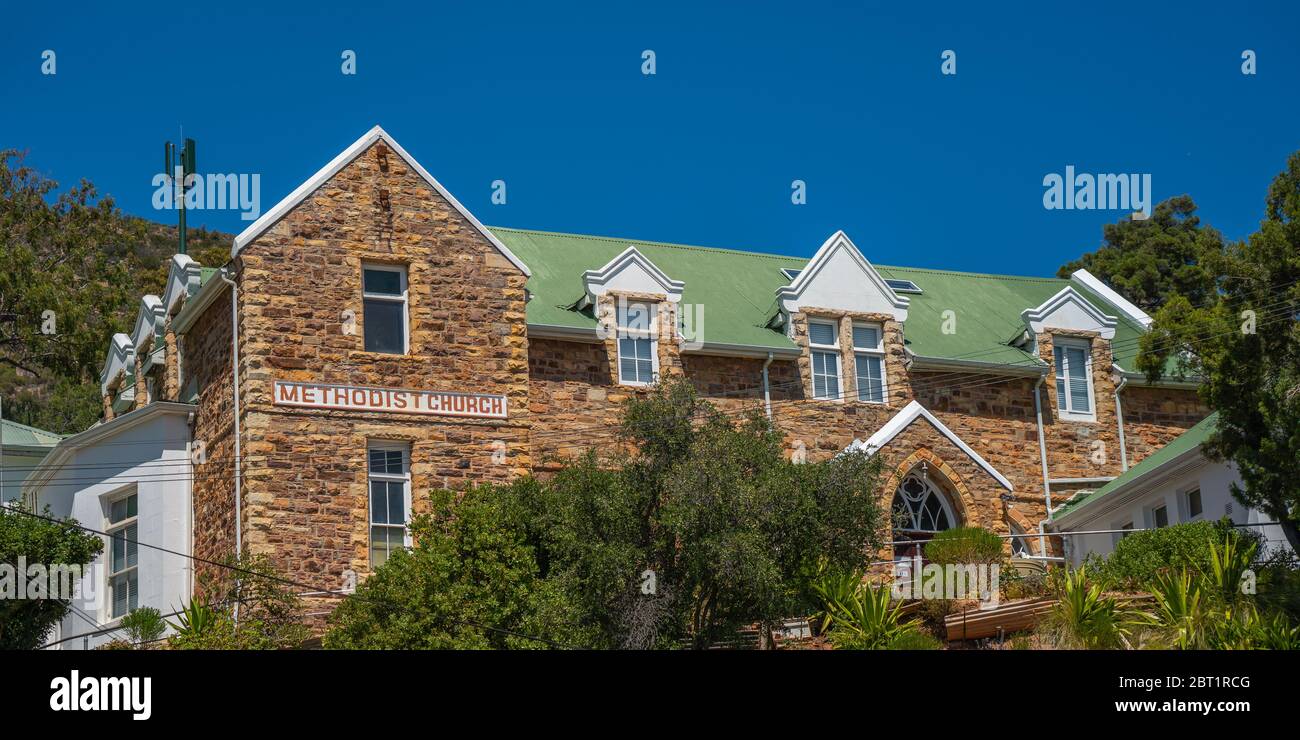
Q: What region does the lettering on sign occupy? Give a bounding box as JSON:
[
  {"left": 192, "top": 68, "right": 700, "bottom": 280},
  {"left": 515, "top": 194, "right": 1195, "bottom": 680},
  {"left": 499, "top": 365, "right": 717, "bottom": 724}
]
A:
[{"left": 273, "top": 381, "right": 507, "bottom": 419}]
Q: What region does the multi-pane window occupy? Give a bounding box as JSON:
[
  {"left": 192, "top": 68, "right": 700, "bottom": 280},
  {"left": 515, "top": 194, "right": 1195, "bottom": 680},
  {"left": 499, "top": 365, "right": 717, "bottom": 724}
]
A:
[
  {"left": 368, "top": 443, "right": 411, "bottom": 568},
  {"left": 363, "top": 264, "right": 408, "bottom": 354},
  {"left": 1053, "top": 338, "right": 1093, "bottom": 419},
  {"left": 852, "top": 324, "right": 886, "bottom": 404},
  {"left": 616, "top": 302, "right": 657, "bottom": 385},
  {"left": 107, "top": 492, "right": 138, "bottom": 619},
  {"left": 809, "top": 321, "right": 840, "bottom": 400}
]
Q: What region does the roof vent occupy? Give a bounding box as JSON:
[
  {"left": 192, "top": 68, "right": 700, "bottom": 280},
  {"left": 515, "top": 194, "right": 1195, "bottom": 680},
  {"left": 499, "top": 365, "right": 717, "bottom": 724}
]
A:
[{"left": 885, "top": 278, "right": 922, "bottom": 294}]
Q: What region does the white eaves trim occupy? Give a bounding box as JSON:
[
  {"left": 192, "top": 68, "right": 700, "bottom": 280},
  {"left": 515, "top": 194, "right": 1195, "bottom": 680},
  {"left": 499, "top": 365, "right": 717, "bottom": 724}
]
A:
[
  {"left": 581, "top": 246, "right": 685, "bottom": 306},
  {"left": 22, "top": 401, "right": 196, "bottom": 497},
  {"left": 131, "top": 295, "right": 166, "bottom": 353},
  {"left": 845, "top": 400, "right": 1014, "bottom": 491},
  {"left": 231, "top": 125, "right": 531, "bottom": 277},
  {"left": 1071, "top": 269, "right": 1153, "bottom": 329},
  {"left": 1021, "top": 286, "right": 1118, "bottom": 339}
]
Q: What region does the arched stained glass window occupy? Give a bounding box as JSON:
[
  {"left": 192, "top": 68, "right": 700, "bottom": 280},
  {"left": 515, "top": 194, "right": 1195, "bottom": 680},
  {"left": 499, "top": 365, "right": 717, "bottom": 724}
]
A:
[{"left": 892, "top": 472, "right": 955, "bottom": 534}]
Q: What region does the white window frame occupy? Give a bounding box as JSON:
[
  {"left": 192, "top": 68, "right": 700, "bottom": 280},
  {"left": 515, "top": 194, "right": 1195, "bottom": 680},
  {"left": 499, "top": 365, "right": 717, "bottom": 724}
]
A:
[
  {"left": 1053, "top": 337, "right": 1096, "bottom": 421},
  {"left": 808, "top": 320, "right": 842, "bottom": 401},
  {"left": 362, "top": 263, "right": 409, "bottom": 355},
  {"left": 367, "top": 441, "right": 412, "bottom": 568},
  {"left": 104, "top": 487, "right": 139, "bottom": 622},
  {"left": 1150, "top": 503, "right": 1170, "bottom": 529},
  {"left": 852, "top": 322, "right": 887, "bottom": 404},
  {"left": 615, "top": 300, "right": 659, "bottom": 387}
]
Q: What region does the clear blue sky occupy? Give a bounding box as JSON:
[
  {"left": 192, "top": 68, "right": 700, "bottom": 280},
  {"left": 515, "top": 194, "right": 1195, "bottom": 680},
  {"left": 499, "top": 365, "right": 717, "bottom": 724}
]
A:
[{"left": 3, "top": 0, "right": 1297, "bottom": 277}]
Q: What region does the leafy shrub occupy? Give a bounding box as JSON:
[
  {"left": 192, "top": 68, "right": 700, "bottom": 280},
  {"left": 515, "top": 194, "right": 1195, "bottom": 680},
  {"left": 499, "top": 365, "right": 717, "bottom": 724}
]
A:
[
  {"left": 924, "top": 526, "right": 1004, "bottom": 566},
  {"left": 884, "top": 630, "right": 942, "bottom": 650},
  {"left": 1040, "top": 566, "right": 1135, "bottom": 649},
  {"left": 120, "top": 606, "right": 166, "bottom": 646},
  {"left": 169, "top": 554, "right": 310, "bottom": 650},
  {"left": 1085, "top": 518, "right": 1258, "bottom": 590}
]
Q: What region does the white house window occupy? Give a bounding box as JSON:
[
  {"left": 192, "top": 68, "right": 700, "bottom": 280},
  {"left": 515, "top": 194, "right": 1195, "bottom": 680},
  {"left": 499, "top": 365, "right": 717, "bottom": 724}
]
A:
[
  {"left": 368, "top": 442, "right": 411, "bottom": 568},
  {"left": 1053, "top": 338, "right": 1094, "bottom": 419},
  {"left": 852, "top": 324, "right": 886, "bottom": 403},
  {"left": 1152, "top": 504, "right": 1169, "bottom": 529},
  {"left": 106, "top": 492, "right": 138, "bottom": 619},
  {"left": 809, "top": 321, "right": 841, "bottom": 400},
  {"left": 1186, "top": 488, "right": 1203, "bottom": 519},
  {"left": 616, "top": 301, "right": 658, "bottom": 385},
  {"left": 363, "top": 264, "right": 408, "bottom": 354}
]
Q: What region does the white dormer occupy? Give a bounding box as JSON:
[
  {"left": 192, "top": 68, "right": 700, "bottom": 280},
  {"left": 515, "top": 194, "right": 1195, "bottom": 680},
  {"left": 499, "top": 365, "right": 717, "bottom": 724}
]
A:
[
  {"left": 776, "top": 231, "right": 909, "bottom": 323},
  {"left": 1070, "top": 269, "right": 1153, "bottom": 329},
  {"left": 1021, "top": 287, "right": 1118, "bottom": 339},
  {"left": 579, "top": 246, "right": 685, "bottom": 308},
  {"left": 163, "top": 254, "right": 204, "bottom": 316},
  {"left": 101, "top": 334, "right": 135, "bottom": 397},
  {"left": 132, "top": 295, "right": 166, "bottom": 353}
]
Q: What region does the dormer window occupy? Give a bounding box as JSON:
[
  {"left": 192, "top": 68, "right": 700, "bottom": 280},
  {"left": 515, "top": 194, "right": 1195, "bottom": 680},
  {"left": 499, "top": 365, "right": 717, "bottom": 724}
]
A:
[
  {"left": 1053, "top": 337, "right": 1095, "bottom": 420},
  {"left": 808, "top": 321, "right": 841, "bottom": 401},
  {"left": 853, "top": 324, "right": 886, "bottom": 403},
  {"left": 617, "top": 301, "right": 658, "bottom": 386}
]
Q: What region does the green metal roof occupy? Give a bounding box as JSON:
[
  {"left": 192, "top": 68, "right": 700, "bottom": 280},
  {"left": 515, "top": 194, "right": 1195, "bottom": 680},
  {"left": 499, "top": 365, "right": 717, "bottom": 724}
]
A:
[
  {"left": 490, "top": 227, "right": 1151, "bottom": 365},
  {"left": 1054, "top": 411, "right": 1220, "bottom": 522},
  {"left": 0, "top": 418, "right": 64, "bottom": 448}
]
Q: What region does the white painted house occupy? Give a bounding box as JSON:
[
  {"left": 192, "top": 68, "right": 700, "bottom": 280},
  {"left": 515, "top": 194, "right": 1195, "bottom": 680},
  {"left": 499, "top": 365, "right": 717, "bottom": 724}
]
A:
[
  {"left": 1051, "top": 412, "right": 1293, "bottom": 565},
  {"left": 24, "top": 402, "right": 195, "bottom": 649}
]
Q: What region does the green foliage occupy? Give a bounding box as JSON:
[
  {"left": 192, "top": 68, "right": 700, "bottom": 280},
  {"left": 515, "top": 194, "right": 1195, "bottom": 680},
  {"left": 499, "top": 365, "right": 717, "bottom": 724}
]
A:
[
  {"left": 1135, "top": 153, "right": 1300, "bottom": 552},
  {"left": 1041, "top": 566, "right": 1135, "bottom": 649},
  {"left": 169, "top": 554, "right": 309, "bottom": 650},
  {"left": 807, "top": 563, "right": 863, "bottom": 633},
  {"left": 120, "top": 606, "right": 166, "bottom": 646},
  {"left": 1083, "top": 519, "right": 1253, "bottom": 590},
  {"left": 1143, "top": 569, "right": 1206, "bottom": 649},
  {"left": 0, "top": 502, "right": 102, "bottom": 649},
  {"left": 325, "top": 485, "right": 593, "bottom": 650},
  {"left": 924, "top": 526, "right": 1004, "bottom": 566},
  {"left": 1058, "top": 195, "right": 1224, "bottom": 312},
  {"left": 816, "top": 577, "right": 923, "bottom": 650}
]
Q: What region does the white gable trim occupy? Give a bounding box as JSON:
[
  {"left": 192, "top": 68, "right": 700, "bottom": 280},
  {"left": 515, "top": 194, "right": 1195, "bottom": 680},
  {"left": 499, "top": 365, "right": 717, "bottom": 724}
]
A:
[
  {"left": 100, "top": 333, "right": 135, "bottom": 397},
  {"left": 163, "top": 254, "right": 203, "bottom": 316},
  {"left": 131, "top": 295, "right": 166, "bottom": 354},
  {"left": 1021, "top": 286, "right": 1118, "bottom": 339},
  {"left": 776, "top": 230, "right": 909, "bottom": 321},
  {"left": 581, "top": 246, "right": 685, "bottom": 306},
  {"left": 231, "top": 126, "right": 530, "bottom": 277},
  {"left": 846, "top": 400, "right": 1013, "bottom": 491},
  {"left": 1070, "top": 269, "right": 1153, "bottom": 329}
]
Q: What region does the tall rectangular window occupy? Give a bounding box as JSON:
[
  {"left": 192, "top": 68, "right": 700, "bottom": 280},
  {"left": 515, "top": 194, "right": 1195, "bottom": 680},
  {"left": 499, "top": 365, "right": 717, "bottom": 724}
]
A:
[
  {"left": 1053, "top": 338, "right": 1094, "bottom": 419},
  {"left": 363, "top": 264, "right": 408, "bottom": 354},
  {"left": 809, "top": 321, "right": 840, "bottom": 401},
  {"left": 1187, "top": 488, "right": 1203, "bottom": 519},
  {"left": 852, "top": 324, "right": 886, "bottom": 403},
  {"left": 368, "top": 442, "right": 411, "bottom": 568},
  {"left": 616, "top": 301, "right": 657, "bottom": 385},
  {"left": 1152, "top": 504, "right": 1169, "bottom": 529},
  {"left": 107, "top": 492, "right": 138, "bottom": 619}
]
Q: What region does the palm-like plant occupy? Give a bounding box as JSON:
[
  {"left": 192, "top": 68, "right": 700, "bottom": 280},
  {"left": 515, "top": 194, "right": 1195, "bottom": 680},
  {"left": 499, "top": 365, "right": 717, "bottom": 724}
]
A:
[
  {"left": 1207, "top": 533, "right": 1257, "bottom": 605},
  {"left": 809, "top": 566, "right": 865, "bottom": 634},
  {"left": 824, "top": 583, "right": 910, "bottom": 650},
  {"left": 167, "top": 600, "right": 217, "bottom": 638},
  {"left": 1145, "top": 569, "right": 1206, "bottom": 649},
  {"left": 1044, "top": 566, "right": 1133, "bottom": 649}
]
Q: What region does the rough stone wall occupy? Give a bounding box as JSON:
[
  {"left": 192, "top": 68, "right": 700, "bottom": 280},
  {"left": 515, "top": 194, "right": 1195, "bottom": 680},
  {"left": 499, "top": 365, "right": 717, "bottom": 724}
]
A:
[
  {"left": 231, "top": 140, "right": 531, "bottom": 591},
  {"left": 162, "top": 320, "right": 180, "bottom": 401},
  {"left": 1120, "top": 384, "right": 1209, "bottom": 467},
  {"left": 187, "top": 291, "right": 237, "bottom": 591}
]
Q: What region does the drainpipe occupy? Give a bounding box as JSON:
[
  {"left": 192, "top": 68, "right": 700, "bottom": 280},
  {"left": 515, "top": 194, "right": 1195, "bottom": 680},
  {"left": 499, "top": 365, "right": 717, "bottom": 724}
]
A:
[
  {"left": 218, "top": 269, "right": 242, "bottom": 622},
  {"left": 762, "top": 352, "right": 774, "bottom": 419},
  {"left": 1114, "top": 375, "right": 1129, "bottom": 472},
  {"left": 1032, "top": 372, "right": 1052, "bottom": 557}
]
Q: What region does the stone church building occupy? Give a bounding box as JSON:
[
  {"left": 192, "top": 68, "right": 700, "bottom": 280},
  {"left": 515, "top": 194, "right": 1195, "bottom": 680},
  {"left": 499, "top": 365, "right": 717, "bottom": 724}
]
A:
[{"left": 29, "top": 126, "right": 1208, "bottom": 641}]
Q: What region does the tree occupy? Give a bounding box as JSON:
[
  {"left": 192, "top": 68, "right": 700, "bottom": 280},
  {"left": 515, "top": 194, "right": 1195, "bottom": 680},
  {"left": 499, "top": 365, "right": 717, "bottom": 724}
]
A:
[
  {"left": 324, "top": 485, "right": 592, "bottom": 649},
  {"left": 1137, "top": 152, "right": 1300, "bottom": 552},
  {"left": 515, "top": 379, "right": 887, "bottom": 648},
  {"left": 1058, "top": 195, "right": 1225, "bottom": 311},
  {"left": 0, "top": 503, "right": 103, "bottom": 649}
]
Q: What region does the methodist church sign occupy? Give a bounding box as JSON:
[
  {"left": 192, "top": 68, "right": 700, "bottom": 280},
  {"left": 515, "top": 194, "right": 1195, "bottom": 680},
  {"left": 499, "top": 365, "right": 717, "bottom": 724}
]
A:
[{"left": 273, "top": 380, "right": 508, "bottom": 419}]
